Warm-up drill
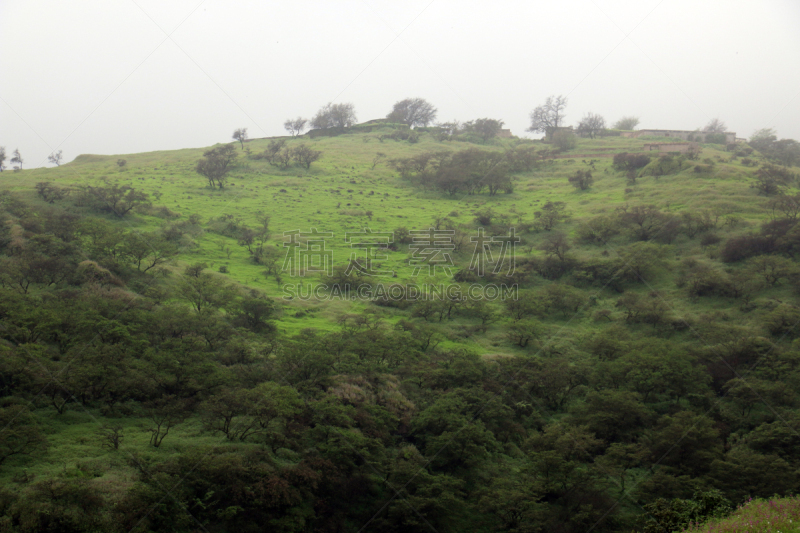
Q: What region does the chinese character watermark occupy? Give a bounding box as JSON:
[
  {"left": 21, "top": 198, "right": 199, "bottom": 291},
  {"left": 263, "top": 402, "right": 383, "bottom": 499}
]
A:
[{"left": 282, "top": 229, "right": 334, "bottom": 276}]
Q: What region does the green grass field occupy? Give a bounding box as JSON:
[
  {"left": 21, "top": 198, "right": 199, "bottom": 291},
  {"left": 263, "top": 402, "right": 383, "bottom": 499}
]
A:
[{"left": 5, "top": 127, "right": 769, "bottom": 349}]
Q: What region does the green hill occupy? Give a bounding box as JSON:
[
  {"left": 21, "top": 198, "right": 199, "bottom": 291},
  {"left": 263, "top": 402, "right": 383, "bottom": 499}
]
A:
[{"left": 0, "top": 125, "right": 799, "bottom": 532}]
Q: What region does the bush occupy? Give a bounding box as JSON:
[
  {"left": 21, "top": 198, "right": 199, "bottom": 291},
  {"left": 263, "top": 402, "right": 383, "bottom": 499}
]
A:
[
  {"left": 700, "top": 233, "right": 721, "bottom": 247},
  {"left": 719, "top": 235, "right": 774, "bottom": 262},
  {"left": 568, "top": 170, "right": 593, "bottom": 190},
  {"left": 35, "top": 182, "right": 70, "bottom": 204},
  {"left": 613, "top": 152, "right": 651, "bottom": 172},
  {"left": 642, "top": 491, "right": 731, "bottom": 533},
  {"left": 704, "top": 132, "right": 727, "bottom": 144},
  {"left": 694, "top": 164, "right": 713, "bottom": 173},
  {"left": 552, "top": 130, "right": 577, "bottom": 151},
  {"left": 641, "top": 155, "right": 683, "bottom": 177}
]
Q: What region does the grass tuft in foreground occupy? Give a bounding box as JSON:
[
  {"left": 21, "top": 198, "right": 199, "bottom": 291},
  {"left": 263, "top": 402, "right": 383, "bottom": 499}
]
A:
[{"left": 683, "top": 496, "right": 800, "bottom": 533}]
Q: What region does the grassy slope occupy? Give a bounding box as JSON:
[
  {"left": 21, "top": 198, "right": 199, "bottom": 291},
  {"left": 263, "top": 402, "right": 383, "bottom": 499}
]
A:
[
  {"left": 6, "top": 130, "right": 769, "bottom": 344},
  {"left": 0, "top": 129, "right": 781, "bottom": 488}
]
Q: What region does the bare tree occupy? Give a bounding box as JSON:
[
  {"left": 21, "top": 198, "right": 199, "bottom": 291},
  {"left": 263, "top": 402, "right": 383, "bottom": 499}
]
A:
[
  {"left": 613, "top": 116, "right": 640, "bottom": 130},
  {"left": 577, "top": 113, "right": 606, "bottom": 138},
  {"left": 232, "top": 128, "right": 248, "bottom": 149},
  {"left": 703, "top": 118, "right": 727, "bottom": 133},
  {"left": 10, "top": 148, "right": 23, "bottom": 170},
  {"left": 284, "top": 117, "right": 308, "bottom": 137},
  {"left": 387, "top": 97, "right": 438, "bottom": 127},
  {"left": 47, "top": 150, "right": 63, "bottom": 166},
  {"left": 372, "top": 152, "right": 386, "bottom": 170},
  {"left": 527, "top": 95, "right": 568, "bottom": 137},
  {"left": 310, "top": 102, "right": 357, "bottom": 129}
]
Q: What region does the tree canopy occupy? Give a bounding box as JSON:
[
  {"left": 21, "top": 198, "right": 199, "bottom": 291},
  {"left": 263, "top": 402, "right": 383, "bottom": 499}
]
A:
[
  {"left": 310, "top": 102, "right": 357, "bottom": 129},
  {"left": 196, "top": 144, "right": 238, "bottom": 188},
  {"left": 387, "top": 97, "right": 438, "bottom": 127}
]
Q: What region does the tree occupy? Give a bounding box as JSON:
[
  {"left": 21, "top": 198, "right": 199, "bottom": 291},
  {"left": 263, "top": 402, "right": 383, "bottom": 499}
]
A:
[
  {"left": 577, "top": 112, "right": 605, "bottom": 138},
  {"left": 568, "top": 169, "right": 593, "bottom": 190},
  {"left": 750, "top": 163, "right": 795, "bottom": 195},
  {"left": 0, "top": 403, "right": 47, "bottom": 466},
  {"left": 260, "top": 139, "right": 285, "bottom": 164},
  {"left": 121, "top": 232, "right": 177, "bottom": 272},
  {"left": 745, "top": 255, "right": 796, "bottom": 286},
  {"left": 283, "top": 117, "right": 307, "bottom": 137},
  {"left": 310, "top": 102, "right": 357, "bottom": 129},
  {"left": 84, "top": 184, "right": 150, "bottom": 217},
  {"left": 703, "top": 118, "right": 727, "bottom": 133},
  {"left": 387, "top": 97, "right": 438, "bottom": 127},
  {"left": 177, "top": 272, "right": 236, "bottom": 312},
  {"left": 613, "top": 152, "right": 651, "bottom": 175},
  {"left": 507, "top": 319, "right": 542, "bottom": 348},
  {"left": 272, "top": 146, "right": 293, "bottom": 169},
  {"left": 768, "top": 192, "right": 800, "bottom": 220},
  {"left": 749, "top": 129, "right": 800, "bottom": 167},
  {"left": 527, "top": 95, "right": 568, "bottom": 137},
  {"left": 35, "top": 182, "right": 69, "bottom": 203},
  {"left": 613, "top": 116, "right": 640, "bottom": 130},
  {"left": 10, "top": 148, "right": 23, "bottom": 170},
  {"left": 47, "top": 150, "right": 63, "bottom": 166},
  {"left": 146, "top": 396, "right": 187, "bottom": 447},
  {"left": 0, "top": 146, "right": 5, "bottom": 171},
  {"left": 538, "top": 231, "right": 571, "bottom": 261},
  {"left": 533, "top": 201, "right": 568, "bottom": 231},
  {"left": 232, "top": 128, "right": 248, "bottom": 149},
  {"left": 750, "top": 127, "right": 777, "bottom": 150},
  {"left": 292, "top": 144, "right": 322, "bottom": 169},
  {"left": 196, "top": 144, "right": 237, "bottom": 188},
  {"left": 470, "top": 118, "right": 505, "bottom": 143},
  {"left": 371, "top": 151, "right": 386, "bottom": 170}
]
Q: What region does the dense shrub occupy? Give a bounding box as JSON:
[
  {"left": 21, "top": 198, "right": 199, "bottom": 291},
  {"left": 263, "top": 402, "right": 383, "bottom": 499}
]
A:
[
  {"left": 719, "top": 235, "right": 774, "bottom": 262},
  {"left": 613, "top": 152, "right": 651, "bottom": 172},
  {"left": 552, "top": 130, "right": 577, "bottom": 151}
]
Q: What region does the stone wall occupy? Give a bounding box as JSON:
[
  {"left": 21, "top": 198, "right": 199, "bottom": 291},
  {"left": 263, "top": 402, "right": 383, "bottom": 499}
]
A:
[
  {"left": 643, "top": 142, "right": 695, "bottom": 154},
  {"left": 636, "top": 129, "right": 736, "bottom": 144}
]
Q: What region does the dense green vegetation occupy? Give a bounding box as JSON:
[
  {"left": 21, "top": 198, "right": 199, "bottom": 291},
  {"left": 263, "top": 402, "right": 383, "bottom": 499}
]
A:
[{"left": 0, "top": 121, "right": 799, "bottom": 532}]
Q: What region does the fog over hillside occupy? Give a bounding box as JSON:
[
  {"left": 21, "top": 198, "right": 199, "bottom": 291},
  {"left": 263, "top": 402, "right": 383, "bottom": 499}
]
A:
[{"left": 1, "top": 0, "right": 799, "bottom": 167}]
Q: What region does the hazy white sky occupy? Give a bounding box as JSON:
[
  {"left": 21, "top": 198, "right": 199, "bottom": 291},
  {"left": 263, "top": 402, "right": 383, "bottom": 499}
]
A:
[{"left": 2, "top": 0, "right": 799, "bottom": 168}]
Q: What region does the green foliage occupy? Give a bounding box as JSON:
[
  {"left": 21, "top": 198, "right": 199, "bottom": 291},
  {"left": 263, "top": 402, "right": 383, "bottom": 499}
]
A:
[
  {"left": 613, "top": 116, "right": 640, "bottom": 130},
  {"left": 568, "top": 169, "right": 593, "bottom": 190},
  {"left": 196, "top": 143, "right": 238, "bottom": 188},
  {"left": 80, "top": 183, "right": 150, "bottom": 217},
  {"left": 552, "top": 130, "right": 577, "bottom": 151},
  {"left": 641, "top": 490, "right": 731, "bottom": 533},
  {"left": 2, "top": 126, "right": 800, "bottom": 532}
]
